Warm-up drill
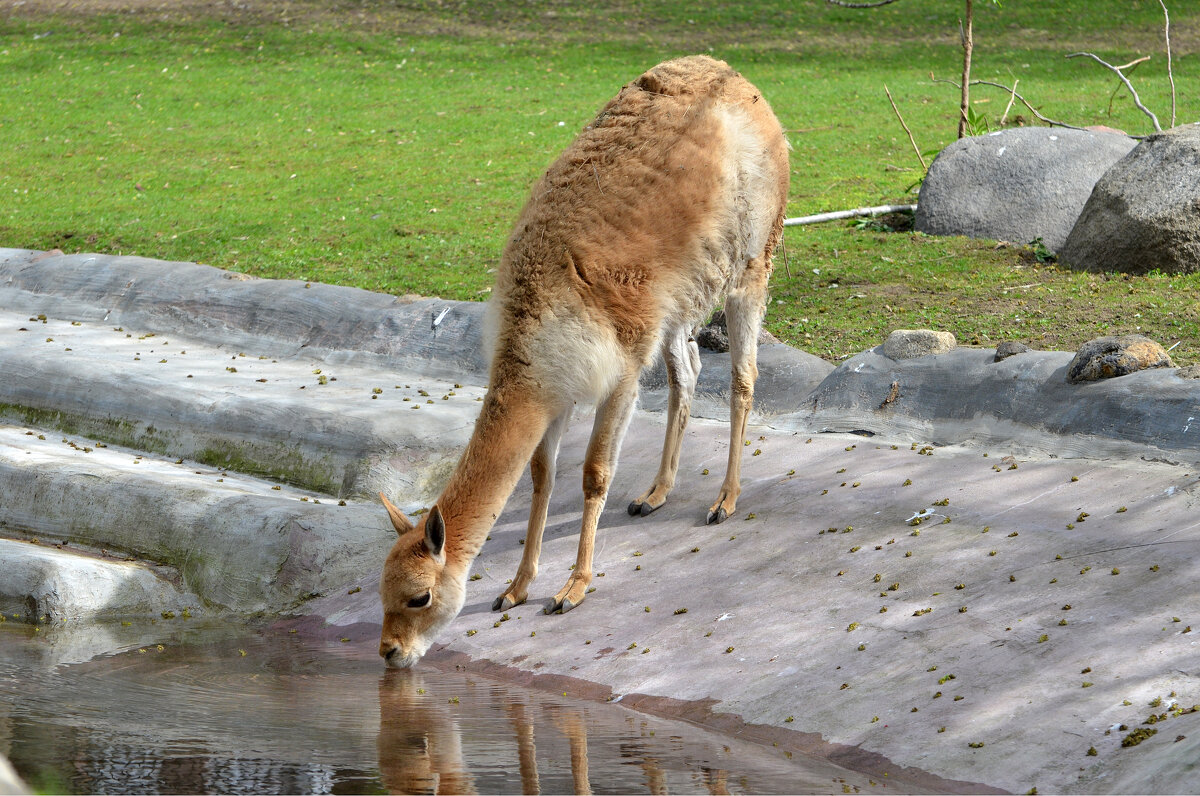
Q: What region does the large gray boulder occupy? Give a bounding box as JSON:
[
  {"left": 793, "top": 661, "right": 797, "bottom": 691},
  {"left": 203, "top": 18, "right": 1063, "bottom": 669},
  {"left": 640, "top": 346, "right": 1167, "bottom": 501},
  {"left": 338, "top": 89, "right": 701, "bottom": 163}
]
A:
[
  {"left": 1060, "top": 122, "right": 1200, "bottom": 275},
  {"left": 915, "top": 127, "right": 1136, "bottom": 252}
]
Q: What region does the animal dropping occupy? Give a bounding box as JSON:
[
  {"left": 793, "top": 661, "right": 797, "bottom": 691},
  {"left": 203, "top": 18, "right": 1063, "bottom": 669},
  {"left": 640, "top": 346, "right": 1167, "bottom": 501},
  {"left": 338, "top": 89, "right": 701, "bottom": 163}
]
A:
[{"left": 376, "top": 56, "right": 790, "bottom": 668}]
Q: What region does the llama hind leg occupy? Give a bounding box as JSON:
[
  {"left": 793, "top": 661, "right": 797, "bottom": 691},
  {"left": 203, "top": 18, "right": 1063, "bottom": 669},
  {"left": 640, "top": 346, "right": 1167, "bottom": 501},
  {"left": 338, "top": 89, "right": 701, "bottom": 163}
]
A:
[
  {"left": 551, "top": 372, "right": 639, "bottom": 614},
  {"left": 708, "top": 258, "right": 769, "bottom": 524},
  {"left": 493, "top": 409, "right": 569, "bottom": 611},
  {"left": 628, "top": 326, "right": 701, "bottom": 516}
]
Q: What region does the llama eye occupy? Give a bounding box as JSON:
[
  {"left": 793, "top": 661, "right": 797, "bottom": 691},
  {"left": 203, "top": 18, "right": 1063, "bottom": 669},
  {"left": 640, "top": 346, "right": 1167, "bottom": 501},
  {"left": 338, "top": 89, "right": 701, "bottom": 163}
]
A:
[{"left": 407, "top": 591, "right": 432, "bottom": 609}]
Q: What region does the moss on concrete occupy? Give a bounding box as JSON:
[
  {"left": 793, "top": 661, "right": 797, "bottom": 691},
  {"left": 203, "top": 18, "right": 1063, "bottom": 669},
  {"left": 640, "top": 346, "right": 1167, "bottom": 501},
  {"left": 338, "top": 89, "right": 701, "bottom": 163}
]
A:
[{"left": 194, "top": 442, "right": 343, "bottom": 496}]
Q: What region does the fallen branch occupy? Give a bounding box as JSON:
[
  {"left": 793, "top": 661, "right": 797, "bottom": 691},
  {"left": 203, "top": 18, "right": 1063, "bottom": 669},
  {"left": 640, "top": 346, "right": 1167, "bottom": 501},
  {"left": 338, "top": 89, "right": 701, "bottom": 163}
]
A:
[
  {"left": 1066, "top": 52, "right": 1161, "bottom": 132},
  {"left": 825, "top": 0, "right": 902, "bottom": 7},
  {"left": 884, "top": 84, "right": 926, "bottom": 172},
  {"left": 784, "top": 204, "right": 916, "bottom": 227}
]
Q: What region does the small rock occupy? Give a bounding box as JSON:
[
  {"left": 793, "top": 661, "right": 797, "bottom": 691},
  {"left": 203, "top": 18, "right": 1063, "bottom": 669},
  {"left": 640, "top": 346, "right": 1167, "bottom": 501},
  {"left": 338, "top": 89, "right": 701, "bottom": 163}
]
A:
[
  {"left": 695, "top": 309, "right": 779, "bottom": 353},
  {"left": 994, "top": 341, "right": 1031, "bottom": 362},
  {"left": 883, "top": 329, "right": 957, "bottom": 360},
  {"left": 695, "top": 319, "right": 729, "bottom": 353},
  {"left": 1177, "top": 365, "right": 1200, "bottom": 380},
  {"left": 1066, "top": 334, "right": 1175, "bottom": 383}
]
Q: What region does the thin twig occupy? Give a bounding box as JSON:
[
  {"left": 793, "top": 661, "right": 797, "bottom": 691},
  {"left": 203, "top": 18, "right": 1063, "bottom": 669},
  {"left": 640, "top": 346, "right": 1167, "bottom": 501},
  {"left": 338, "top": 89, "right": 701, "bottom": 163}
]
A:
[
  {"left": 1105, "top": 56, "right": 1150, "bottom": 117},
  {"left": 1066, "top": 52, "right": 1161, "bottom": 132},
  {"left": 825, "top": 0, "right": 902, "bottom": 7},
  {"left": 884, "top": 84, "right": 927, "bottom": 172},
  {"left": 931, "top": 74, "right": 1088, "bottom": 131},
  {"left": 999, "top": 78, "right": 1019, "bottom": 126},
  {"left": 588, "top": 159, "right": 604, "bottom": 195},
  {"left": 1159, "top": 0, "right": 1176, "bottom": 128}
]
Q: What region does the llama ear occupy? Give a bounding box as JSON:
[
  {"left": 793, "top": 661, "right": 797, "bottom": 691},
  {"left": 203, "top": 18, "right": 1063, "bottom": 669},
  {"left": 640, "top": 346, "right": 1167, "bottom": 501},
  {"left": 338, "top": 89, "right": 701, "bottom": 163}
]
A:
[
  {"left": 424, "top": 505, "right": 446, "bottom": 562},
  {"left": 379, "top": 492, "right": 415, "bottom": 536}
]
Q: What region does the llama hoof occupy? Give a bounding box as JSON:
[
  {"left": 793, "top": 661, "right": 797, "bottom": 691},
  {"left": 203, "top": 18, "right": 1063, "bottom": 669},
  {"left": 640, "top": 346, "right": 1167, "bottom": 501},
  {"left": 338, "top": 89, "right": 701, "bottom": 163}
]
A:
[
  {"left": 492, "top": 594, "right": 521, "bottom": 612},
  {"left": 706, "top": 507, "right": 728, "bottom": 525},
  {"left": 627, "top": 500, "right": 642, "bottom": 516}
]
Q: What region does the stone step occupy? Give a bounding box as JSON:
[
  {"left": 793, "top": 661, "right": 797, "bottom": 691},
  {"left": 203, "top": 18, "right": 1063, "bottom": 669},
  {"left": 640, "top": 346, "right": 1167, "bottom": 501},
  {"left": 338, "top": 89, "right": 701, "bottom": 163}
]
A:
[
  {"left": 0, "top": 308, "right": 480, "bottom": 501},
  {"left": 0, "top": 537, "right": 199, "bottom": 623},
  {"left": 0, "top": 424, "right": 393, "bottom": 614}
]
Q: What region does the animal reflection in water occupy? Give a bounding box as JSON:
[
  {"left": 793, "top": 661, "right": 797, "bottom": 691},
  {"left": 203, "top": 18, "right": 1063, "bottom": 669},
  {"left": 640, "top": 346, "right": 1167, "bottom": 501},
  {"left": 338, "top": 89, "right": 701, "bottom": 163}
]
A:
[{"left": 376, "top": 670, "right": 732, "bottom": 794}]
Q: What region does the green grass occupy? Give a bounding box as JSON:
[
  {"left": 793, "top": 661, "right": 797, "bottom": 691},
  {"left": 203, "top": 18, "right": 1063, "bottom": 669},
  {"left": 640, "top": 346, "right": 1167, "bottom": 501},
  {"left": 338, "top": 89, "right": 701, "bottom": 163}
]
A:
[{"left": 1, "top": 0, "right": 1197, "bottom": 363}]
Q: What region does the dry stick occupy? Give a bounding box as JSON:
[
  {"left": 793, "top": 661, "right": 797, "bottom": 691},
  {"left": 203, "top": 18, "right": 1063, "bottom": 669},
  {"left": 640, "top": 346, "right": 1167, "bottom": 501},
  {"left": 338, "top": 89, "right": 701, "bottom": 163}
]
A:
[
  {"left": 931, "top": 75, "right": 1088, "bottom": 131},
  {"left": 999, "top": 78, "right": 1019, "bottom": 126},
  {"left": 1066, "top": 52, "right": 1161, "bottom": 132},
  {"left": 825, "top": 0, "right": 903, "bottom": 7},
  {"left": 1105, "top": 56, "right": 1150, "bottom": 117},
  {"left": 1159, "top": 0, "right": 1176, "bottom": 128},
  {"left": 884, "top": 84, "right": 927, "bottom": 172}
]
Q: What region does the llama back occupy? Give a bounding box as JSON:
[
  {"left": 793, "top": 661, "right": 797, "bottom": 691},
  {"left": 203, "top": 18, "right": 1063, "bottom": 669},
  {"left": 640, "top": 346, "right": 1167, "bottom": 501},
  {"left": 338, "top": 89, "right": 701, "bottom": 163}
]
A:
[{"left": 486, "top": 55, "right": 788, "bottom": 405}]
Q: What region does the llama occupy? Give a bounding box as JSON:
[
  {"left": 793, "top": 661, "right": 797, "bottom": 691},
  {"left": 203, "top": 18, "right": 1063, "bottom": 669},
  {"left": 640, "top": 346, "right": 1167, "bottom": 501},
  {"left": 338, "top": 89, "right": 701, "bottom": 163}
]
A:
[{"left": 379, "top": 55, "right": 790, "bottom": 668}]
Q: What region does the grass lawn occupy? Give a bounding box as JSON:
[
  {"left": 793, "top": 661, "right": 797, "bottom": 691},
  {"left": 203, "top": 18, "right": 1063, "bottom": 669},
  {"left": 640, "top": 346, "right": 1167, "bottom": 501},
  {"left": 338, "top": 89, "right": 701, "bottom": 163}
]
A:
[{"left": 2, "top": 0, "right": 1197, "bottom": 363}]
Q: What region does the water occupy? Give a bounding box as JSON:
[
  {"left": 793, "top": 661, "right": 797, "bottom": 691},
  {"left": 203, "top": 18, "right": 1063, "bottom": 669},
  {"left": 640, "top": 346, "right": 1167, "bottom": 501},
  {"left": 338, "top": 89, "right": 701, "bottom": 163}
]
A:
[{"left": 0, "top": 621, "right": 882, "bottom": 794}]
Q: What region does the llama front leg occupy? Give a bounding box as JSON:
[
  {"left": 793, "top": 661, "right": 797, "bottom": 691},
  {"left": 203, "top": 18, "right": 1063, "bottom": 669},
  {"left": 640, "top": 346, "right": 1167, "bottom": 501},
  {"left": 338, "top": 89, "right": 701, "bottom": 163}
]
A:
[
  {"left": 550, "top": 373, "right": 639, "bottom": 614},
  {"left": 708, "top": 259, "right": 769, "bottom": 524},
  {"left": 493, "top": 409, "right": 569, "bottom": 611},
  {"left": 628, "top": 326, "right": 701, "bottom": 516}
]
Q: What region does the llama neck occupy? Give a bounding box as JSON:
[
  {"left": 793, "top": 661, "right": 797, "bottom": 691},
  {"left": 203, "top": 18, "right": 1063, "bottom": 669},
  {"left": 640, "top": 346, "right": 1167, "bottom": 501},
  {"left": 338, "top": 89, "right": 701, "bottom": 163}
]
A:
[{"left": 436, "top": 387, "right": 550, "bottom": 571}]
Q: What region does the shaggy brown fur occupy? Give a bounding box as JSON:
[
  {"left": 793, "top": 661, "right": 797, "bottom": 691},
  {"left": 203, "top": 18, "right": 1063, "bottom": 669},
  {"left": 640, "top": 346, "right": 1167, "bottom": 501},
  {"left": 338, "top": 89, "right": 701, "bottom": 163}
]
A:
[{"left": 380, "top": 55, "right": 790, "bottom": 668}]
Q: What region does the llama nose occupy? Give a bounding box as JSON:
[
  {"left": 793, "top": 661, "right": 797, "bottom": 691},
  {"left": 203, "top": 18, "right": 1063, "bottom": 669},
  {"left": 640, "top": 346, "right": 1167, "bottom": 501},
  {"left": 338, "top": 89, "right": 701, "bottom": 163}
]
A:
[{"left": 381, "top": 643, "right": 399, "bottom": 661}]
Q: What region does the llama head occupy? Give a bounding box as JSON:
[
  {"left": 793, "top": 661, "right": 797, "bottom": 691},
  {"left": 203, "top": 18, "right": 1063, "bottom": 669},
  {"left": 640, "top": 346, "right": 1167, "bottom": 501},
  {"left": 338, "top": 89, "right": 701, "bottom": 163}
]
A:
[{"left": 378, "top": 495, "right": 466, "bottom": 668}]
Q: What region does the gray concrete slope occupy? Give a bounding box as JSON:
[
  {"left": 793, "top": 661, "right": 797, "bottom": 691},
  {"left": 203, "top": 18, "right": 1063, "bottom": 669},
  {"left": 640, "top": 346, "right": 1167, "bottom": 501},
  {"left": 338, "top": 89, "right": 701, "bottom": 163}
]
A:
[{"left": 309, "top": 418, "right": 1200, "bottom": 796}]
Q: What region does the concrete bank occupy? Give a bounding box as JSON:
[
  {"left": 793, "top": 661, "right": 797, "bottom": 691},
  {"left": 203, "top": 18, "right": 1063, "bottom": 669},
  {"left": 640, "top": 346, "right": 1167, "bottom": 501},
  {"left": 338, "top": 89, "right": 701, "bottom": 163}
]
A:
[{"left": 2, "top": 247, "right": 1200, "bottom": 793}]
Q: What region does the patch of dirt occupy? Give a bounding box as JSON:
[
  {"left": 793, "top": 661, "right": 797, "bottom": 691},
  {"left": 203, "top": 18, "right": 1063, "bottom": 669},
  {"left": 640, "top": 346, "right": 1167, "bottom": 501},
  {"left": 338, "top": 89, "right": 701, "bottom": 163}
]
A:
[{"left": 19, "top": 0, "right": 1193, "bottom": 53}]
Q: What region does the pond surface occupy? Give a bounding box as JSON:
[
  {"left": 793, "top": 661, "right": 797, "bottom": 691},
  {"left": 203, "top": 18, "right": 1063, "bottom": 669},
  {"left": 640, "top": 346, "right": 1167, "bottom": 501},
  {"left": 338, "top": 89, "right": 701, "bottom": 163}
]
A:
[{"left": 0, "top": 621, "right": 883, "bottom": 794}]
